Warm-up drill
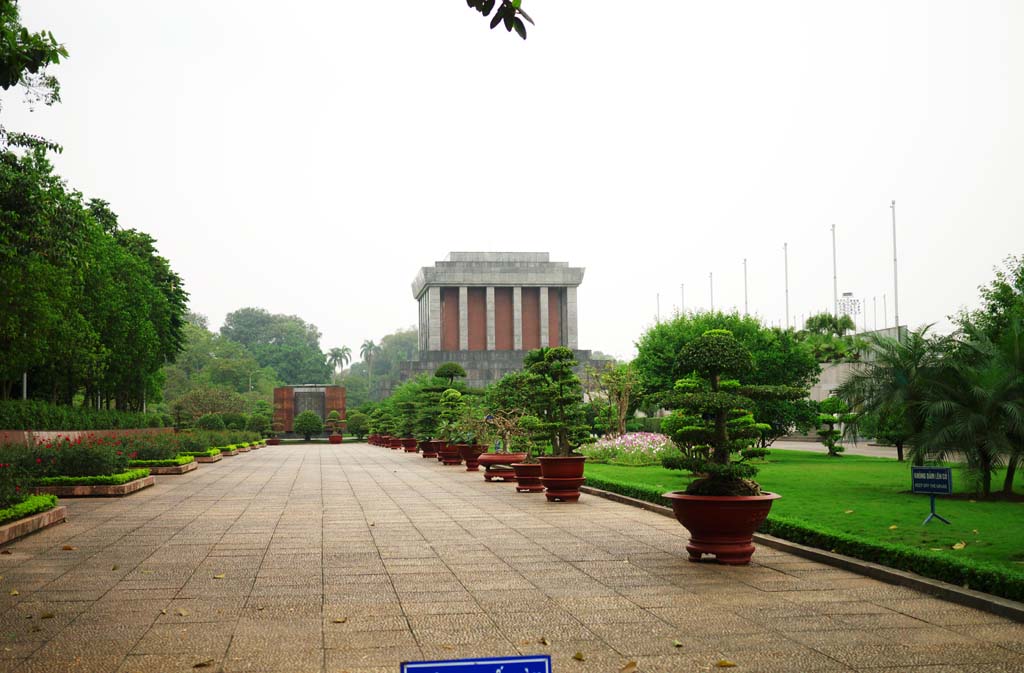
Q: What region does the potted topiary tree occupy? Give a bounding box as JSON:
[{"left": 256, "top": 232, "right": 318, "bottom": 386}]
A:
[
  {"left": 659, "top": 329, "right": 805, "bottom": 564},
  {"left": 525, "top": 347, "right": 592, "bottom": 502},
  {"left": 326, "top": 410, "right": 345, "bottom": 444},
  {"left": 293, "top": 410, "right": 323, "bottom": 442},
  {"left": 267, "top": 421, "right": 284, "bottom": 445},
  {"left": 437, "top": 389, "right": 465, "bottom": 465}
]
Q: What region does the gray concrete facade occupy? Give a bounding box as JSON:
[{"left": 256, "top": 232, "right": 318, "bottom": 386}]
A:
[{"left": 405, "top": 252, "right": 589, "bottom": 389}]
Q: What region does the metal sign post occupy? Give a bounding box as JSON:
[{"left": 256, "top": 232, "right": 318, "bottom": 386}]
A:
[{"left": 911, "top": 467, "right": 952, "bottom": 525}]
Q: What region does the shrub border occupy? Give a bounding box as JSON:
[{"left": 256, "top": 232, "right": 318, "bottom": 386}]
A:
[
  {"left": 129, "top": 456, "right": 195, "bottom": 468},
  {"left": 579, "top": 479, "right": 1024, "bottom": 618},
  {"left": 0, "top": 493, "right": 58, "bottom": 527},
  {"left": 34, "top": 468, "right": 151, "bottom": 487}
]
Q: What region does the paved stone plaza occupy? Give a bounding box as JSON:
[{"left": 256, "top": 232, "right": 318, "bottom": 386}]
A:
[{"left": 1, "top": 444, "right": 1021, "bottom": 673}]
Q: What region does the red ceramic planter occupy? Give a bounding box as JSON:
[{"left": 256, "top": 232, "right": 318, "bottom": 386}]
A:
[
  {"left": 418, "top": 440, "right": 438, "bottom": 458},
  {"left": 328, "top": 434, "right": 343, "bottom": 444},
  {"left": 662, "top": 491, "right": 781, "bottom": 565},
  {"left": 478, "top": 453, "right": 527, "bottom": 481},
  {"left": 401, "top": 437, "right": 418, "bottom": 452},
  {"left": 440, "top": 443, "right": 465, "bottom": 466},
  {"left": 539, "top": 455, "right": 587, "bottom": 502},
  {"left": 458, "top": 445, "right": 486, "bottom": 471},
  {"left": 510, "top": 463, "right": 543, "bottom": 492},
  {"left": 388, "top": 438, "right": 403, "bottom": 450},
  {"left": 266, "top": 437, "right": 281, "bottom": 446}
]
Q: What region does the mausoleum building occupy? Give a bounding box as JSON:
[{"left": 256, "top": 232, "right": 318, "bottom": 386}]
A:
[{"left": 402, "top": 252, "right": 593, "bottom": 388}]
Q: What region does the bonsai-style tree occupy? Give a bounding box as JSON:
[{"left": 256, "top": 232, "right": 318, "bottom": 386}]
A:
[
  {"left": 437, "top": 389, "right": 466, "bottom": 442},
  {"left": 414, "top": 383, "right": 447, "bottom": 440},
  {"left": 326, "top": 409, "right": 344, "bottom": 436},
  {"left": 376, "top": 405, "right": 398, "bottom": 437},
  {"left": 195, "top": 413, "right": 226, "bottom": 431},
  {"left": 817, "top": 396, "right": 857, "bottom": 457},
  {"left": 293, "top": 410, "right": 323, "bottom": 441},
  {"left": 434, "top": 362, "right": 467, "bottom": 386},
  {"left": 523, "top": 347, "right": 591, "bottom": 456},
  {"left": 346, "top": 411, "right": 369, "bottom": 439},
  {"left": 246, "top": 413, "right": 271, "bottom": 436},
  {"left": 660, "top": 330, "right": 806, "bottom": 496}
]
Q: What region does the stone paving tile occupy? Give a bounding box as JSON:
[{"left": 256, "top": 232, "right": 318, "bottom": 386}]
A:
[{"left": 1, "top": 443, "right": 1021, "bottom": 673}]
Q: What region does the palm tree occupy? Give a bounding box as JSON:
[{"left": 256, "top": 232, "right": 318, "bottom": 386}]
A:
[
  {"left": 360, "top": 339, "right": 379, "bottom": 395},
  {"left": 834, "top": 326, "right": 945, "bottom": 462},
  {"left": 326, "top": 346, "right": 352, "bottom": 374},
  {"left": 918, "top": 321, "right": 1024, "bottom": 497}
]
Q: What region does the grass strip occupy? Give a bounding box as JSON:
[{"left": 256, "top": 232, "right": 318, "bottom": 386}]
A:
[
  {"left": 0, "top": 494, "right": 58, "bottom": 526},
  {"left": 34, "top": 468, "right": 150, "bottom": 487}
]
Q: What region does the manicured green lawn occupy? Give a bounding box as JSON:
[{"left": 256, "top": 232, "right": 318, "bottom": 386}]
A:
[{"left": 585, "top": 450, "right": 1024, "bottom": 571}]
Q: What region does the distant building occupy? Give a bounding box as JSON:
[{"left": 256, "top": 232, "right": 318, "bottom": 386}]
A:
[
  {"left": 402, "top": 252, "right": 596, "bottom": 389},
  {"left": 272, "top": 385, "right": 345, "bottom": 432}
]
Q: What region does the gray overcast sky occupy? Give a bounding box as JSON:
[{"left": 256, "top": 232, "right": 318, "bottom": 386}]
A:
[{"left": 5, "top": 1, "right": 1022, "bottom": 361}]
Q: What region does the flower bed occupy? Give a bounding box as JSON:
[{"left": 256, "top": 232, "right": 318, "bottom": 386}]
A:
[
  {"left": 35, "top": 468, "right": 150, "bottom": 487},
  {"left": 0, "top": 493, "right": 58, "bottom": 527},
  {"left": 578, "top": 432, "right": 681, "bottom": 466},
  {"left": 0, "top": 494, "right": 65, "bottom": 545},
  {"left": 129, "top": 456, "right": 195, "bottom": 468}
]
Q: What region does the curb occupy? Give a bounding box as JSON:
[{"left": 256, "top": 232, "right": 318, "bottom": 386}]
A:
[{"left": 579, "top": 485, "right": 1024, "bottom": 622}]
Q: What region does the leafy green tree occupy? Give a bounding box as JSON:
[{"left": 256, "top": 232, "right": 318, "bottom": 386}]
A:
[
  {"left": 804, "top": 312, "right": 856, "bottom": 337},
  {"left": 434, "top": 362, "right": 467, "bottom": 385},
  {"left": 659, "top": 330, "right": 806, "bottom": 495},
  {"left": 955, "top": 255, "right": 1024, "bottom": 342},
  {"left": 0, "top": 1, "right": 68, "bottom": 151},
  {"left": 834, "top": 327, "right": 945, "bottom": 462},
  {"left": 465, "top": 0, "right": 534, "bottom": 40},
  {"left": 220, "top": 307, "right": 330, "bottom": 384},
  {"left": 360, "top": 339, "right": 379, "bottom": 395},
  {"left": 293, "top": 410, "right": 323, "bottom": 441},
  {"left": 171, "top": 387, "right": 247, "bottom": 425},
  {"left": 195, "top": 413, "right": 226, "bottom": 431},
  {"left": 346, "top": 411, "right": 369, "bottom": 439},
  {"left": 437, "top": 389, "right": 465, "bottom": 442}
]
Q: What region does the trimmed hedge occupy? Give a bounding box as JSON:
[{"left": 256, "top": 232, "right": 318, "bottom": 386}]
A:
[
  {"left": 584, "top": 476, "right": 1024, "bottom": 602},
  {"left": 761, "top": 516, "right": 1024, "bottom": 602},
  {"left": 34, "top": 468, "right": 150, "bottom": 487},
  {"left": 0, "top": 493, "right": 58, "bottom": 526},
  {"left": 129, "top": 456, "right": 194, "bottom": 468},
  {"left": 180, "top": 448, "right": 221, "bottom": 458},
  {"left": 0, "top": 400, "right": 164, "bottom": 430}
]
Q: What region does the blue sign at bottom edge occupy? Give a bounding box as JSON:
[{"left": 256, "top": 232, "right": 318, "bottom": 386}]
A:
[{"left": 401, "top": 654, "right": 552, "bottom": 673}]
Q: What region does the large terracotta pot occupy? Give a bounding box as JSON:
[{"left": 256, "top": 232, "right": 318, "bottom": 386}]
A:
[
  {"left": 662, "top": 491, "right": 781, "bottom": 565},
  {"left": 418, "top": 440, "right": 439, "bottom": 458},
  {"left": 328, "top": 434, "right": 343, "bottom": 444},
  {"left": 368, "top": 434, "right": 378, "bottom": 445},
  {"left": 388, "top": 438, "right": 403, "bottom": 451},
  {"left": 458, "top": 444, "right": 486, "bottom": 471},
  {"left": 478, "top": 453, "right": 527, "bottom": 481},
  {"left": 401, "top": 437, "right": 418, "bottom": 452},
  {"left": 511, "top": 463, "right": 543, "bottom": 493},
  {"left": 539, "top": 455, "right": 587, "bottom": 502},
  {"left": 440, "top": 443, "right": 465, "bottom": 466},
  {"left": 266, "top": 437, "right": 281, "bottom": 446}
]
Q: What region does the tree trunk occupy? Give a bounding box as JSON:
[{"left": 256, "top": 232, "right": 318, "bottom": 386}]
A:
[
  {"left": 895, "top": 440, "right": 904, "bottom": 462},
  {"left": 1003, "top": 453, "right": 1020, "bottom": 496}
]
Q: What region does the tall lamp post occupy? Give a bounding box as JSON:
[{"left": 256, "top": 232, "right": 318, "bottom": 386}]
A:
[{"left": 890, "top": 200, "right": 900, "bottom": 335}]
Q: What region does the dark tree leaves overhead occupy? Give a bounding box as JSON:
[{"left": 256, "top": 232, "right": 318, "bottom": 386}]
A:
[{"left": 466, "top": 0, "right": 533, "bottom": 39}]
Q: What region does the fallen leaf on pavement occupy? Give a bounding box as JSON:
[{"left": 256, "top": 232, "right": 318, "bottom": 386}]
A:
[
  {"left": 212, "top": 574, "right": 225, "bottom": 579},
  {"left": 9, "top": 590, "right": 17, "bottom": 596},
  {"left": 572, "top": 652, "right": 586, "bottom": 661},
  {"left": 540, "top": 637, "right": 550, "bottom": 645},
  {"left": 952, "top": 541, "right": 966, "bottom": 550},
  {"left": 620, "top": 661, "right": 638, "bottom": 673},
  {"left": 40, "top": 612, "right": 54, "bottom": 619},
  {"left": 111, "top": 565, "right": 119, "bottom": 571},
  {"left": 193, "top": 659, "right": 215, "bottom": 669},
  {"left": 161, "top": 609, "right": 167, "bottom": 615},
  {"left": 177, "top": 609, "right": 189, "bottom": 617},
  {"left": 332, "top": 617, "right": 347, "bottom": 623},
  {"left": 716, "top": 660, "right": 737, "bottom": 668},
  {"left": 61, "top": 545, "right": 76, "bottom": 551},
  {"left": 673, "top": 639, "right": 684, "bottom": 648}
]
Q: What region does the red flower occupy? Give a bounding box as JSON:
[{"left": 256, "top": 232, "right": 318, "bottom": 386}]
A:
[
  {"left": 36, "top": 458, "right": 42, "bottom": 464},
  {"left": 116, "top": 451, "right": 122, "bottom": 456}
]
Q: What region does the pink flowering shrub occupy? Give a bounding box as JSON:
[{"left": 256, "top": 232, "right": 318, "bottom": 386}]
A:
[{"left": 579, "top": 432, "right": 682, "bottom": 466}]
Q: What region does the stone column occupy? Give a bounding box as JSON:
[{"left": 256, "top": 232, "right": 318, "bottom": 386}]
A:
[
  {"left": 539, "top": 286, "right": 549, "bottom": 347},
  {"left": 566, "top": 286, "right": 579, "bottom": 349},
  {"left": 513, "top": 286, "right": 523, "bottom": 350},
  {"left": 427, "top": 287, "right": 441, "bottom": 351},
  {"left": 486, "top": 286, "right": 496, "bottom": 351},
  {"left": 459, "top": 286, "right": 469, "bottom": 351}
]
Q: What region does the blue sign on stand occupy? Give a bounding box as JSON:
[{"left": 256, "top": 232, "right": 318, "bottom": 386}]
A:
[
  {"left": 401, "top": 655, "right": 552, "bottom": 673},
  {"left": 911, "top": 467, "right": 952, "bottom": 525}
]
